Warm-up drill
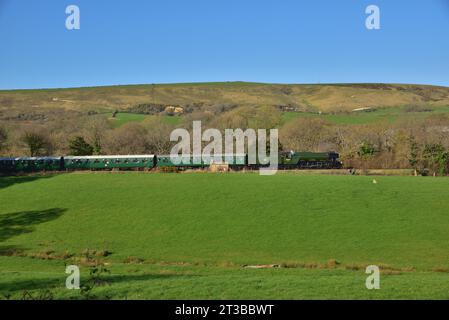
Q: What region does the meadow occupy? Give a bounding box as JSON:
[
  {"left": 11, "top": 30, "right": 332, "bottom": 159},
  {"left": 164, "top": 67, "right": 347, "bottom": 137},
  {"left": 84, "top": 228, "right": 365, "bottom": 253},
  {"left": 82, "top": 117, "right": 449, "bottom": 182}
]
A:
[
  {"left": 106, "top": 106, "right": 449, "bottom": 128},
  {"left": 106, "top": 112, "right": 182, "bottom": 128},
  {"left": 281, "top": 106, "right": 449, "bottom": 125},
  {"left": 1, "top": 172, "right": 449, "bottom": 299}
]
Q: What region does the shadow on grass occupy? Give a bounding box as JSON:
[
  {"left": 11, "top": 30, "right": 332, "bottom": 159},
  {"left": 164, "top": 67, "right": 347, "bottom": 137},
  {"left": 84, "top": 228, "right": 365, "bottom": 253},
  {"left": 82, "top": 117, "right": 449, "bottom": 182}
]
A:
[
  {"left": 0, "top": 208, "right": 66, "bottom": 255},
  {"left": 0, "top": 174, "right": 56, "bottom": 190},
  {"left": 0, "top": 272, "right": 198, "bottom": 298}
]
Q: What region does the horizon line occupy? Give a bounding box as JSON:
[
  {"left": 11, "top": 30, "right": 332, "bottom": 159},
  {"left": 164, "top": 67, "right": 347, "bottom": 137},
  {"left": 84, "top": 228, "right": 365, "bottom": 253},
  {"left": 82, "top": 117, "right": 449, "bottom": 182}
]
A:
[{"left": 1, "top": 81, "right": 449, "bottom": 91}]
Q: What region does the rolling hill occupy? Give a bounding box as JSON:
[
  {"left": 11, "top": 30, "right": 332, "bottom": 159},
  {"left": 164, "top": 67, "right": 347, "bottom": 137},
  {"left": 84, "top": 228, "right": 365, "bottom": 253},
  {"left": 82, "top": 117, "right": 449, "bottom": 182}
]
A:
[{"left": 1, "top": 82, "right": 449, "bottom": 114}]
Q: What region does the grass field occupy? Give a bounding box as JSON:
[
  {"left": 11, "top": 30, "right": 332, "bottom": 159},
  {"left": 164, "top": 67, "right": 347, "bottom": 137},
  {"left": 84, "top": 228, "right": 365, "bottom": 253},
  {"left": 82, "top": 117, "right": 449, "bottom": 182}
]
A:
[
  {"left": 108, "top": 106, "right": 449, "bottom": 128},
  {"left": 1, "top": 173, "right": 449, "bottom": 299},
  {"left": 281, "top": 106, "right": 449, "bottom": 125},
  {"left": 106, "top": 112, "right": 183, "bottom": 128}
]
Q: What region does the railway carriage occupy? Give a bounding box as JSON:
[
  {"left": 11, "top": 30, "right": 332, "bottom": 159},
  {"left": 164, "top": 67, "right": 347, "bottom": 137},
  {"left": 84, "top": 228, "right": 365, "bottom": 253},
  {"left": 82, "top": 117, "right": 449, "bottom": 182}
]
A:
[
  {"left": 221, "top": 153, "right": 246, "bottom": 168},
  {"left": 155, "top": 153, "right": 247, "bottom": 169},
  {"left": 156, "top": 154, "right": 207, "bottom": 169},
  {"left": 64, "top": 155, "right": 156, "bottom": 170},
  {"left": 2, "top": 157, "right": 64, "bottom": 172},
  {"left": 0, "top": 158, "right": 16, "bottom": 173}
]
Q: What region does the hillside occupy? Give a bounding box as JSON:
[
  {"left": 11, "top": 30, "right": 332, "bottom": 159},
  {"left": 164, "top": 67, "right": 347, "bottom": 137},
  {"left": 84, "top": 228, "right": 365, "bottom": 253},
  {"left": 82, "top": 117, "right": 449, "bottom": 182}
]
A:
[{"left": 1, "top": 82, "right": 449, "bottom": 114}]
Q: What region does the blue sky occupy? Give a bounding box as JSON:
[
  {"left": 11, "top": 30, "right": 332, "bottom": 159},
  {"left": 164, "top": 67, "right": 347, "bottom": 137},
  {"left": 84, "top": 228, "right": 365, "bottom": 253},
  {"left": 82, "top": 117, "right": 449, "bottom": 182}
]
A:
[{"left": 0, "top": 0, "right": 448, "bottom": 89}]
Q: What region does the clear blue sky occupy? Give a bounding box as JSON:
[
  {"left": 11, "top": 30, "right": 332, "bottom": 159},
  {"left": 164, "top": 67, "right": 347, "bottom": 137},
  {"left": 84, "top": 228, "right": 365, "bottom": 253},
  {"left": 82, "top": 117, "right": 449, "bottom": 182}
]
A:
[{"left": 0, "top": 0, "right": 448, "bottom": 89}]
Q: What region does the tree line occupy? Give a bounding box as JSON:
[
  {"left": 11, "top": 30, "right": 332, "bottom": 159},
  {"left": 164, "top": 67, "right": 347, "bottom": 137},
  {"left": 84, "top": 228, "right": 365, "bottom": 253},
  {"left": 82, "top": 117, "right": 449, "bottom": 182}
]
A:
[{"left": 1, "top": 106, "right": 449, "bottom": 175}]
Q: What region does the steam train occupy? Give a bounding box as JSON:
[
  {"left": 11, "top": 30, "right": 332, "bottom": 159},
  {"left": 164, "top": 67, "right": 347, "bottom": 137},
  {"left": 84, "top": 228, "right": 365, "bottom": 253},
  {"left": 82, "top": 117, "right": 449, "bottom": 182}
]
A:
[{"left": 0, "top": 151, "right": 342, "bottom": 174}]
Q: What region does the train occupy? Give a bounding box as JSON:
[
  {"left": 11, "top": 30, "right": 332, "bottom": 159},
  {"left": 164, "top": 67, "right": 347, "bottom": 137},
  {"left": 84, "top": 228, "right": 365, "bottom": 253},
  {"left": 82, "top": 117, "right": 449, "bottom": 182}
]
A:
[{"left": 0, "top": 151, "right": 342, "bottom": 174}]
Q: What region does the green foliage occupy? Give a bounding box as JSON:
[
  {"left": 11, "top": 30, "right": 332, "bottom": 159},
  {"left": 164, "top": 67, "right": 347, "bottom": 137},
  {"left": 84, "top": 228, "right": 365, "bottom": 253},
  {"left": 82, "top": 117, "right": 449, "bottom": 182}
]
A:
[
  {"left": 80, "top": 264, "right": 111, "bottom": 300},
  {"left": 423, "top": 143, "right": 449, "bottom": 175},
  {"left": 69, "top": 137, "right": 94, "bottom": 156},
  {"left": 358, "top": 141, "right": 376, "bottom": 157}
]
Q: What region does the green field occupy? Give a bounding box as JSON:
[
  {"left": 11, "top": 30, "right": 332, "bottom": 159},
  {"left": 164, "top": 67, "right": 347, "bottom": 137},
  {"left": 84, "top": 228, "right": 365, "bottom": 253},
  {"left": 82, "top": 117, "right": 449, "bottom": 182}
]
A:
[
  {"left": 281, "top": 106, "right": 449, "bottom": 125},
  {"left": 110, "top": 106, "right": 449, "bottom": 128},
  {"left": 1, "top": 173, "right": 449, "bottom": 299},
  {"left": 107, "top": 113, "right": 183, "bottom": 128},
  {"left": 106, "top": 108, "right": 449, "bottom": 129}
]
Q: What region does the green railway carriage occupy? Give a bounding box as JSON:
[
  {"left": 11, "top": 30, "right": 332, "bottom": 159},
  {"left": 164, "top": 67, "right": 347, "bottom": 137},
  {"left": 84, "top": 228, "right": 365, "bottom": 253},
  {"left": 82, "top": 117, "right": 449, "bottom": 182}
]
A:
[
  {"left": 9, "top": 157, "right": 63, "bottom": 172},
  {"left": 221, "top": 153, "right": 246, "bottom": 167},
  {"left": 156, "top": 155, "right": 207, "bottom": 168},
  {"left": 64, "top": 155, "right": 155, "bottom": 171},
  {"left": 0, "top": 158, "right": 16, "bottom": 173},
  {"left": 155, "top": 154, "right": 247, "bottom": 169},
  {"left": 64, "top": 157, "right": 90, "bottom": 170},
  {"left": 195, "top": 154, "right": 247, "bottom": 167}
]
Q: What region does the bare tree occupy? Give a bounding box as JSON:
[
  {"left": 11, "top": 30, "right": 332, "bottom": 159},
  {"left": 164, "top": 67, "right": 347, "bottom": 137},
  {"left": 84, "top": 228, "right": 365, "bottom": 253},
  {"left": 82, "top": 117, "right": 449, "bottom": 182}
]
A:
[
  {"left": 21, "top": 128, "right": 52, "bottom": 156},
  {"left": 142, "top": 117, "right": 174, "bottom": 154},
  {"left": 280, "top": 118, "right": 334, "bottom": 152},
  {"left": 83, "top": 115, "right": 110, "bottom": 154},
  {"left": 102, "top": 122, "right": 147, "bottom": 155}
]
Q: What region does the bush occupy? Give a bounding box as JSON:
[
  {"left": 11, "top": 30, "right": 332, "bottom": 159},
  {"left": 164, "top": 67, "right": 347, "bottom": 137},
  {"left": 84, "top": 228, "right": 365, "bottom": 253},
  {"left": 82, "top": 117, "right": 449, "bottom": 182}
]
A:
[{"left": 69, "top": 136, "right": 94, "bottom": 156}]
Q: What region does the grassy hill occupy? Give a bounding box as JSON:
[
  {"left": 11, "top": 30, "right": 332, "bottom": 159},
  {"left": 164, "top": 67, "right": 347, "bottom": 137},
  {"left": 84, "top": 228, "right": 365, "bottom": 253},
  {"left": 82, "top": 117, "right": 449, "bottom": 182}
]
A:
[
  {"left": 1, "top": 82, "right": 449, "bottom": 114},
  {"left": 1, "top": 173, "right": 449, "bottom": 299}
]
